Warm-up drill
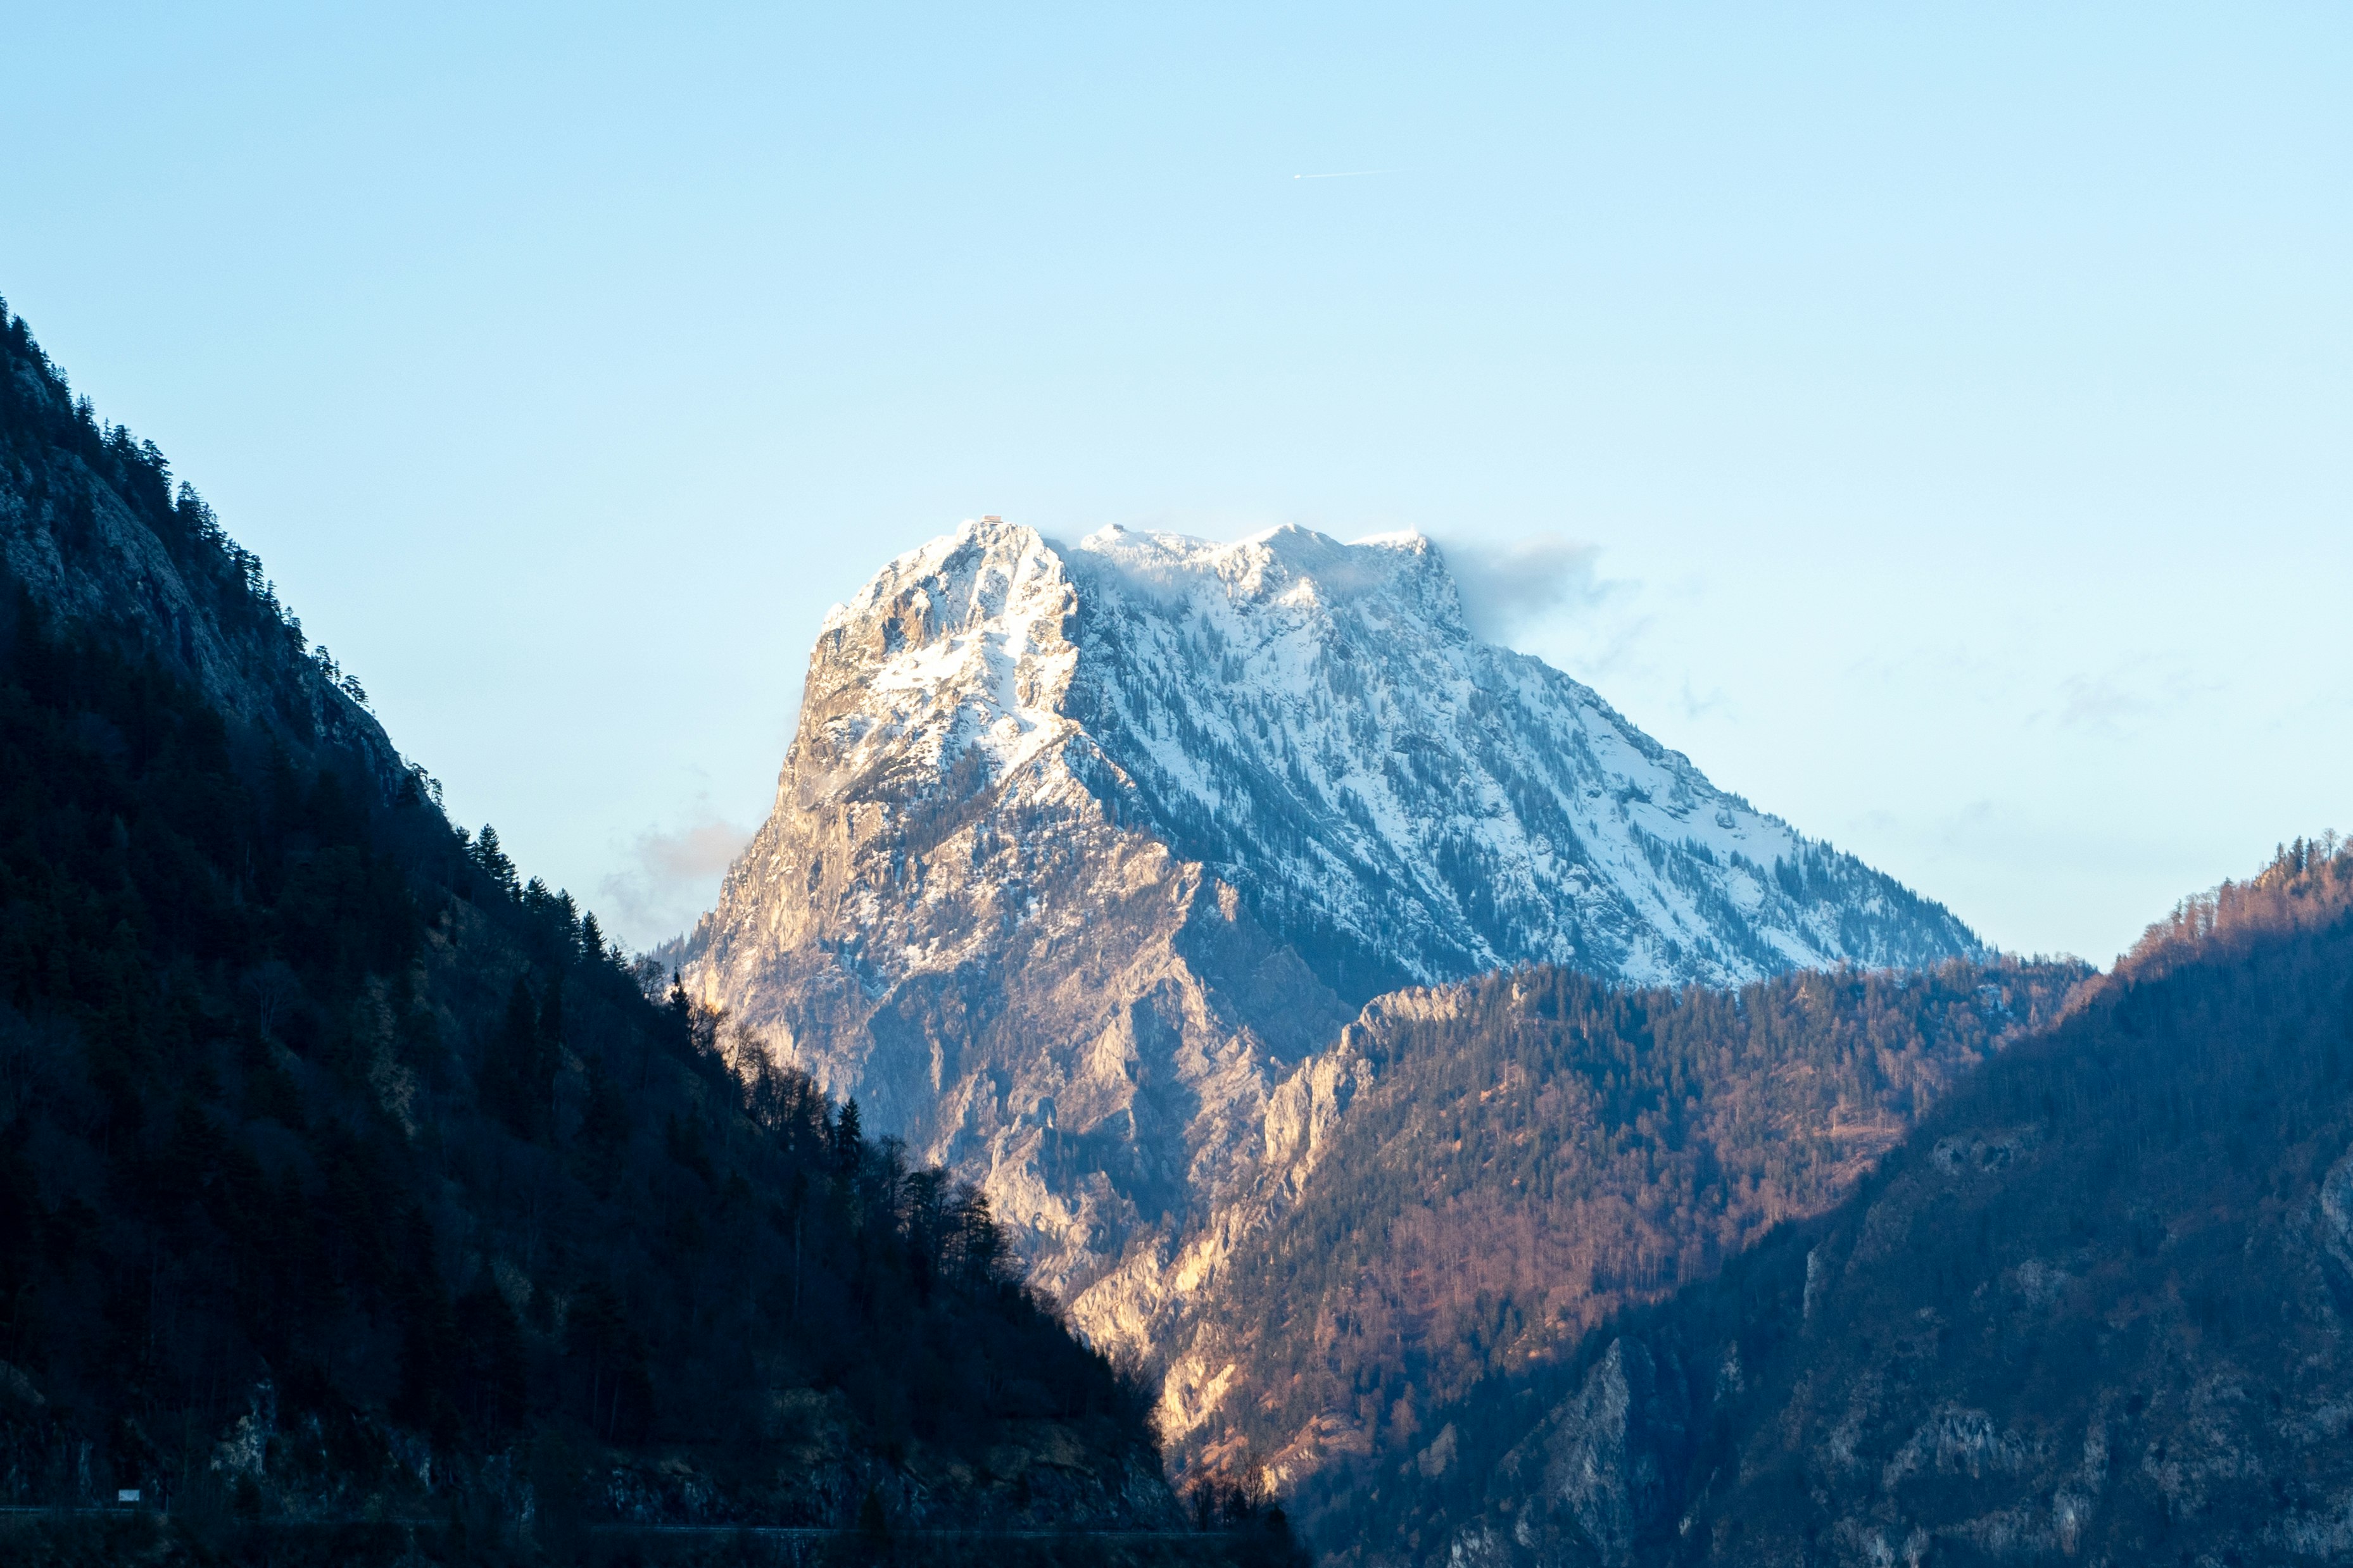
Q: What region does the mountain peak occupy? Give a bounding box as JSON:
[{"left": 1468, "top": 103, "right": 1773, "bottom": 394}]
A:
[
  {"left": 687, "top": 516, "right": 1979, "bottom": 1315},
  {"left": 1070, "top": 522, "right": 1466, "bottom": 638},
  {"left": 744, "top": 516, "right": 1978, "bottom": 1009}
]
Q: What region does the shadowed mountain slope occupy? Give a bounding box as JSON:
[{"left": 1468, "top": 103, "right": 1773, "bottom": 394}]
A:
[
  {"left": 0, "top": 299, "right": 1247, "bottom": 1562},
  {"left": 1317, "top": 839, "right": 2353, "bottom": 1566}
]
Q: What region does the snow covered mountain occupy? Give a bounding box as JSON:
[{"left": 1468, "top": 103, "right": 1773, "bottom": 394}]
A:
[
  {"left": 681, "top": 518, "right": 1977, "bottom": 1333},
  {"left": 1060, "top": 523, "right": 1971, "bottom": 994}
]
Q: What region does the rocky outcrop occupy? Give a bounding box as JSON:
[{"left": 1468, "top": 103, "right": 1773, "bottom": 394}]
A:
[
  {"left": 1503, "top": 1339, "right": 1693, "bottom": 1568},
  {"left": 681, "top": 524, "right": 1351, "bottom": 1312}
]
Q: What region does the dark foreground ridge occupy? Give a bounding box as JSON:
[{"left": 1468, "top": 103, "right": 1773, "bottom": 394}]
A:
[
  {"left": 3, "top": 1514, "right": 1304, "bottom": 1568},
  {"left": 0, "top": 299, "right": 1299, "bottom": 1565}
]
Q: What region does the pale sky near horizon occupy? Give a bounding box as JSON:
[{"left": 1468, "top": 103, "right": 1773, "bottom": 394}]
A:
[{"left": 4, "top": 4, "right": 2347, "bottom": 962}]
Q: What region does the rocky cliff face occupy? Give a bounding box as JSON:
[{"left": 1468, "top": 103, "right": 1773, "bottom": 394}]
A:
[{"left": 682, "top": 518, "right": 1978, "bottom": 1338}]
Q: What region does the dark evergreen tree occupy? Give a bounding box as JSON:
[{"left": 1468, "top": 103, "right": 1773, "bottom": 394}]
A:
[
  {"left": 835, "top": 1096, "right": 865, "bottom": 1174},
  {"left": 536, "top": 972, "right": 564, "bottom": 1132},
  {"left": 480, "top": 976, "right": 543, "bottom": 1139}
]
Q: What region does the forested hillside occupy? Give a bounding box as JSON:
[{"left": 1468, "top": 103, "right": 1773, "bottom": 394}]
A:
[
  {"left": 1329, "top": 839, "right": 2353, "bottom": 1565},
  {"left": 1167, "top": 957, "right": 2088, "bottom": 1519},
  {"left": 0, "top": 300, "right": 1281, "bottom": 1564}
]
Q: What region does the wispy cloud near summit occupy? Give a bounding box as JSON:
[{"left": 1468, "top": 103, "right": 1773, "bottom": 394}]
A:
[
  {"left": 1437, "top": 533, "right": 1617, "bottom": 644},
  {"left": 597, "top": 802, "right": 753, "bottom": 951}
]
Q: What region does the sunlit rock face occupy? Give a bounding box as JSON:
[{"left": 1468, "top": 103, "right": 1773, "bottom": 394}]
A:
[{"left": 681, "top": 519, "right": 1976, "bottom": 1336}]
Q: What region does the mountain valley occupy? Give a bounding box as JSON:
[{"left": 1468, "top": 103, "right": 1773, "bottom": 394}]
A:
[
  {"left": 676, "top": 515, "right": 2353, "bottom": 1565},
  {"left": 7, "top": 292, "right": 2349, "bottom": 1568}
]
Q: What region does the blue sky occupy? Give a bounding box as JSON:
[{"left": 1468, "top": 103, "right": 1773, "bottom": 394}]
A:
[{"left": 5, "top": 4, "right": 2347, "bottom": 958}]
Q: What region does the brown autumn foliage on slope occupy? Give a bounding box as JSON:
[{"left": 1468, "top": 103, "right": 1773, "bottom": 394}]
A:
[{"left": 1171, "top": 955, "right": 2090, "bottom": 1490}]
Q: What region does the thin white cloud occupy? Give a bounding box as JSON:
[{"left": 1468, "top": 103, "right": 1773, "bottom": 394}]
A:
[
  {"left": 597, "top": 805, "right": 754, "bottom": 951},
  {"left": 2057, "top": 674, "right": 2151, "bottom": 731},
  {"left": 1677, "top": 675, "right": 1736, "bottom": 722},
  {"left": 1437, "top": 533, "right": 1618, "bottom": 644},
  {"left": 2049, "top": 662, "right": 2214, "bottom": 734}
]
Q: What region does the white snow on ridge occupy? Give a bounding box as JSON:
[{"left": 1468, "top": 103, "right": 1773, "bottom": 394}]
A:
[
  {"left": 811, "top": 521, "right": 1083, "bottom": 789},
  {"left": 899, "top": 515, "right": 1979, "bottom": 993},
  {"left": 1049, "top": 526, "right": 1967, "bottom": 987}
]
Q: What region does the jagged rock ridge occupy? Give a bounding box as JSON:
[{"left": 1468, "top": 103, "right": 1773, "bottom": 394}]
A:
[{"left": 682, "top": 519, "right": 1979, "bottom": 1333}]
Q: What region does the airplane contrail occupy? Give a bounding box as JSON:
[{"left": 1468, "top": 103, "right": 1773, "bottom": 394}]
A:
[{"left": 1293, "top": 169, "right": 1394, "bottom": 180}]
